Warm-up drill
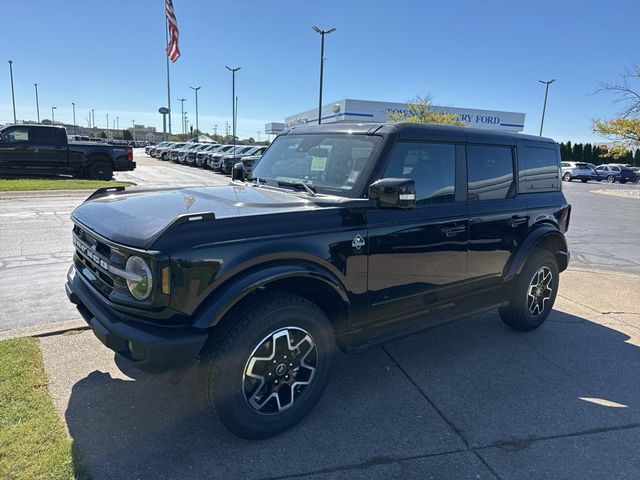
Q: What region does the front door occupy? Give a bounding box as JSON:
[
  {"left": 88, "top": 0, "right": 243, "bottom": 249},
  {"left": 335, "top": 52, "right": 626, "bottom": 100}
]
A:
[
  {"left": 0, "top": 126, "right": 35, "bottom": 173},
  {"left": 364, "top": 141, "right": 468, "bottom": 327}
]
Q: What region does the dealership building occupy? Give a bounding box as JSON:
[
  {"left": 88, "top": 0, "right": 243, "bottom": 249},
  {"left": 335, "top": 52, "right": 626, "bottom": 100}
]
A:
[{"left": 266, "top": 98, "right": 525, "bottom": 135}]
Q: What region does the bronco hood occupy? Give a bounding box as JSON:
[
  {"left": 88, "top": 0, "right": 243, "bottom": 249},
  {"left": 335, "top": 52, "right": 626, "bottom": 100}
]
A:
[{"left": 71, "top": 185, "right": 316, "bottom": 248}]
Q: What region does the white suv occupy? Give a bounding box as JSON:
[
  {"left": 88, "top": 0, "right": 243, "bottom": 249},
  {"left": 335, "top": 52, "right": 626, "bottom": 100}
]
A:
[{"left": 561, "top": 161, "right": 595, "bottom": 182}]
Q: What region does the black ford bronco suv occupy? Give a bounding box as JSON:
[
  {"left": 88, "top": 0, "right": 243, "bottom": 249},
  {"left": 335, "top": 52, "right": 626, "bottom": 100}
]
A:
[{"left": 65, "top": 122, "right": 570, "bottom": 438}]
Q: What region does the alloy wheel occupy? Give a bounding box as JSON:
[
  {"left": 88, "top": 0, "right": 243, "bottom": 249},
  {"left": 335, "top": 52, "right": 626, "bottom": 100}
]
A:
[
  {"left": 243, "top": 327, "right": 317, "bottom": 415},
  {"left": 527, "top": 266, "right": 553, "bottom": 317}
]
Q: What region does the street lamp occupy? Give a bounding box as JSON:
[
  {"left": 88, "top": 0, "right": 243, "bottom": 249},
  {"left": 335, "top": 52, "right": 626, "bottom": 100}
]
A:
[
  {"left": 190, "top": 86, "right": 201, "bottom": 135},
  {"left": 312, "top": 26, "right": 336, "bottom": 124},
  {"left": 106, "top": 113, "right": 109, "bottom": 137},
  {"left": 225, "top": 66, "right": 241, "bottom": 150},
  {"left": 34, "top": 83, "right": 40, "bottom": 123},
  {"left": 132, "top": 120, "right": 136, "bottom": 142},
  {"left": 51, "top": 106, "right": 57, "bottom": 125},
  {"left": 8, "top": 60, "right": 17, "bottom": 124},
  {"left": 177, "top": 98, "right": 186, "bottom": 138},
  {"left": 72, "top": 102, "right": 76, "bottom": 134},
  {"left": 538, "top": 79, "right": 556, "bottom": 136}
]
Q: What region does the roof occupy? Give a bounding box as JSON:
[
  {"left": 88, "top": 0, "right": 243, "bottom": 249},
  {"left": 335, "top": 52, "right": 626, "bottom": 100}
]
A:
[{"left": 286, "top": 122, "right": 556, "bottom": 144}]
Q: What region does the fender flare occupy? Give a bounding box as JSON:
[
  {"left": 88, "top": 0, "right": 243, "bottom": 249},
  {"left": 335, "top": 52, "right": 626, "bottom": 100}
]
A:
[
  {"left": 503, "top": 224, "right": 569, "bottom": 282},
  {"left": 192, "top": 261, "right": 351, "bottom": 329}
]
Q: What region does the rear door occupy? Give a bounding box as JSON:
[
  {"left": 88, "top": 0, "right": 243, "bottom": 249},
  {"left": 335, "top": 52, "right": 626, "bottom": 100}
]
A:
[
  {"left": 466, "top": 143, "right": 528, "bottom": 286},
  {"left": 31, "top": 127, "right": 68, "bottom": 172},
  {"left": 0, "top": 126, "right": 35, "bottom": 172},
  {"left": 364, "top": 141, "right": 469, "bottom": 327}
]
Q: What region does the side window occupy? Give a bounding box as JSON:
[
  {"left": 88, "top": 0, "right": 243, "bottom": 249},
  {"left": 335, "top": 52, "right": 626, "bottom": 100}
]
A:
[
  {"left": 612, "top": 166, "right": 620, "bottom": 172},
  {"left": 1, "top": 127, "right": 30, "bottom": 143},
  {"left": 595, "top": 166, "right": 604, "bottom": 171},
  {"left": 31, "top": 127, "right": 63, "bottom": 144},
  {"left": 518, "top": 146, "right": 559, "bottom": 192},
  {"left": 467, "top": 145, "right": 514, "bottom": 201},
  {"left": 384, "top": 142, "right": 456, "bottom": 204},
  {"left": 561, "top": 162, "right": 570, "bottom": 167}
]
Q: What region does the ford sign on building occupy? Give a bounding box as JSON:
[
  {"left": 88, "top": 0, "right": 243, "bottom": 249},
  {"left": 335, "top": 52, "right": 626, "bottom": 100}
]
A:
[{"left": 269, "top": 99, "right": 525, "bottom": 134}]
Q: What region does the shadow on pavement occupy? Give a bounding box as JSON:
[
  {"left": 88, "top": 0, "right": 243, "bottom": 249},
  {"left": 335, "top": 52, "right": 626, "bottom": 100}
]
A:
[{"left": 64, "top": 309, "right": 640, "bottom": 479}]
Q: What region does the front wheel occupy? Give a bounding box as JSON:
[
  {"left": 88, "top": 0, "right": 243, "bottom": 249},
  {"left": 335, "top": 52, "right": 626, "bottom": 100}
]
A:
[
  {"left": 199, "top": 292, "right": 335, "bottom": 439},
  {"left": 581, "top": 178, "right": 588, "bottom": 183},
  {"left": 607, "top": 175, "right": 616, "bottom": 183},
  {"left": 500, "top": 250, "right": 559, "bottom": 331},
  {"left": 562, "top": 172, "right": 571, "bottom": 181}
]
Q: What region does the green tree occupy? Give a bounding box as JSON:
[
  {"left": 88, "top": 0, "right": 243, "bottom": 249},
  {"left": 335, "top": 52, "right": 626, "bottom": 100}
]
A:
[
  {"left": 386, "top": 95, "right": 464, "bottom": 125},
  {"left": 593, "top": 64, "right": 640, "bottom": 157},
  {"left": 565, "top": 141, "right": 572, "bottom": 161},
  {"left": 99, "top": 131, "right": 107, "bottom": 139},
  {"left": 583, "top": 143, "right": 593, "bottom": 164},
  {"left": 122, "top": 129, "right": 133, "bottom": 140},
  {"left": 572, "top": 143, "right": 584, "bottom": 162},
  {"left": 634, "top": 148, "right": 640, "bottom": 166}
]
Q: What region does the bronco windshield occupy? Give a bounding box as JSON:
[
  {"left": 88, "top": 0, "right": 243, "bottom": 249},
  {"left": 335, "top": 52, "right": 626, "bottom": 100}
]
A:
[{"left": 251, "top": 134, "right": 381, "bottom": 196}]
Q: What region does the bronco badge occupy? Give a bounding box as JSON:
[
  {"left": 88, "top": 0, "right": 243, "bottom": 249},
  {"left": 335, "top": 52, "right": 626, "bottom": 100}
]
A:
[{"left": 352, "top": 234, "right": 366, "bottom": 250}]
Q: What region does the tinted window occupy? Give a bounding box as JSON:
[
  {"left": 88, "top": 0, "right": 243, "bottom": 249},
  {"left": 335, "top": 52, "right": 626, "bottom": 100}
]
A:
[
  {"left": 31, "top": 127, "right": 65, "bottom": 144},
  {"left": 467, "top": 145, "right": 514, "bottom": 201},
  {"left": 1, "top": 127, "right": 30, "bottom": 142},
  {"left": 518, "top": 146, "right": 559, "bottom": 192},
  {"left": 384, "top": 142, "right": 455, "bottom": 204}
]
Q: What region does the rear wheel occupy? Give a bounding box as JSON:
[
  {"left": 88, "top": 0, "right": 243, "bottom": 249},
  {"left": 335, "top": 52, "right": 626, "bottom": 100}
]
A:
[
  {"left": 581, "top": 178, "right": 588, "bottom": 183},
  {"left": 87, "top": 161, "right": 113, "bottom": 180},
  {"left": 199, "top": 292, "right": 335, "bottom": 439},
  {"left": 563, "top": 172, "right": 571, "bottom": 181},
  {"left": 606, "top": 175, "right": 616, "bottom": 183},
  {"left": 500, "top": 250, "right": 559, "bottom": 331},
  {"left": 620, "top": 180, "right": 627, "bottom": 184}
]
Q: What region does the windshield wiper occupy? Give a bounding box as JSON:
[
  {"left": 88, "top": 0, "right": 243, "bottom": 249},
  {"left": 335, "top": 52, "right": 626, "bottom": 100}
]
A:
[{"left": 277, "top": 181, "right": 317, "bottom": 196}]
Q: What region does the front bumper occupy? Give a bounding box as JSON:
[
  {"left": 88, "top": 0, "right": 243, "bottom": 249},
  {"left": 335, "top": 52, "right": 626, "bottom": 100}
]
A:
[{"left": 65, "top": 265, "right": 208, "bottom": 375}]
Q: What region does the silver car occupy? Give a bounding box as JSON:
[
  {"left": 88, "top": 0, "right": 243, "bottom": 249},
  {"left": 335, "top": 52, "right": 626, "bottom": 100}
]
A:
[{"left": 561, "top": 161, "right": 594, "bottom": 183}]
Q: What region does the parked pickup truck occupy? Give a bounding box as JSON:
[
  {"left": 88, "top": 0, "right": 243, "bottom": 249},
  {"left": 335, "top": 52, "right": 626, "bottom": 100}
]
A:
[
  {"left": 0, "top": 124, "right": 135, "bottom": 180},
  {"left": 66, "top": 122, "right": 570, "bottom": 439}
]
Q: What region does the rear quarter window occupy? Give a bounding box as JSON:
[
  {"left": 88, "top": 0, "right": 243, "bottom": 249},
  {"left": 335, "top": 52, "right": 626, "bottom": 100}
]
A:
[{"left": 518, "top": 146, "right": 560, "bottom": 193}]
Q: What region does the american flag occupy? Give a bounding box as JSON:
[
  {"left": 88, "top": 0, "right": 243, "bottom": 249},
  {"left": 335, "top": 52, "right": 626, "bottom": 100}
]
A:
[{"left": 165, "top": 0, "right": 180, "bottom": 62}]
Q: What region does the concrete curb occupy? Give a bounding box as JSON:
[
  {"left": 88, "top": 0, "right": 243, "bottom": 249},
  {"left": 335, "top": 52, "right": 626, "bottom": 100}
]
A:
[
  {"left": 0, "top": 319, "right": 89, "bottom": 341},
  {"left": 0, "top": 189, "right": 94, "bottom": 199},
  {"left": 566, "top": 267, "right": 640, "bottom": 279}
]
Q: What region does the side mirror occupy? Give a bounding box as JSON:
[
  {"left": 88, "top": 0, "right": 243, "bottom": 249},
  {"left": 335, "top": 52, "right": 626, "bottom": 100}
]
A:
[
  {"left": 369, "top": 178, "right": 416, "bottom": 209},
  {"left": 232, "top": 162, "right": 246, "bottom": 182}
]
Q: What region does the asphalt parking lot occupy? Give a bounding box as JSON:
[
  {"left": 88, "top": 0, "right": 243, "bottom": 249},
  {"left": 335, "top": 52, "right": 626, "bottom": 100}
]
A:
[
  {"left": 1, "top": 152, "right": 638, "bottom": 332},
  {"left": 1, "top": 151, "right": 640, "bottom": 478}
]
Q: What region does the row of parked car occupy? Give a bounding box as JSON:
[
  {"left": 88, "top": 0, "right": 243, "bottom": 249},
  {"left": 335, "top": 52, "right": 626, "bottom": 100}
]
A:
[
  {"left": 561, "top": 161, "right": 640, "bottom": 183},
  {"left": 145, "top": 141, "right": 268, "bottom": 175}
]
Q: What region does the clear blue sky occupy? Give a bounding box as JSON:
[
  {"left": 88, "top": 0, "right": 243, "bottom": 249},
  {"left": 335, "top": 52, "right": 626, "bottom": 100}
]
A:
[{"left": 2, "top": 0, "right": 638, "bottom": 141}]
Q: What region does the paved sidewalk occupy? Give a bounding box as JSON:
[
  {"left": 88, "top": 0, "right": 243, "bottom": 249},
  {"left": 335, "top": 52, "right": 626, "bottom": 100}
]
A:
[{"left": 39, "top": 269, "right": 640, "bottom": 479}]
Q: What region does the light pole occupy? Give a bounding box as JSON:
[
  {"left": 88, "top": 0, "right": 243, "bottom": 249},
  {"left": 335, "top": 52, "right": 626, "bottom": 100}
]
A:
[
  {"left": 72, "top": 102, "right": 76, "bottom": 134},
  {"left": 538, "top": 79, "right": 555, "bottom": 136},
  {"left": 177, "top": 98, "right": 186, "bottom": 138},
  {"left": 132, "top": 120, "right": 136, "bottom": 142},
  {"left": 312, "top": 26, "right": 336, "bottom": 124},
  {"left": 225, "top": 66, "right": 240, "bottom": 150},
  {"left": 51, "top": 106, "right": 56, "bottom": 124},
  {"left": 8, "top": 60, "right": 17, "bottom": 123},
  {"left": 34, "top": 83, "right": 40, "bottom": 123},
  {"left": 106, "top": 113, "right": 109, "bottom": 138},
  {"left": 190, "top": 86, "right": 201, "bottom": 135}
]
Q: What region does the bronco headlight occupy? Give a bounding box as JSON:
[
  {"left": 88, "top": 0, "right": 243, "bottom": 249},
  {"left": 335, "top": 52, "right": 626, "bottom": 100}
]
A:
[{"left": 125, "top": 256, "right": 153, "bottom": 300}]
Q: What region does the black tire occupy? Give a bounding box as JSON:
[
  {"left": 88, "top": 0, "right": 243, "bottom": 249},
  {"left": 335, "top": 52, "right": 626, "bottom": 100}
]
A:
[
  {"left": 581, "top": 178, "right": 588, "bottom": 183},
  {"left": 562, "top": 172, "right": 571, "bottom": 181},
  {"left": 619, "top": 180, "right": 627, "bottom": 184},
  {"left": 500, "top": 249, "right": 559, "bottom": 331},
  {"left": 606, "top": 175, "right": 615, "bottom": 183},
  {"left": 87, "top": 161, "right": 113, "bottom": 180},
  {"left": 199, "top": 291, "right": 335, "bottom": 439}
]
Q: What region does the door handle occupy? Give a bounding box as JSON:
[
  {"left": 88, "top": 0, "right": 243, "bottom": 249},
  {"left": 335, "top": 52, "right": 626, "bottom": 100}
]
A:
[
  {"left": 508, "top": 216, "right": 528, "bottom": 228},
  {"left": 440, "top": 225, "right": 467, "bottom": 237}
]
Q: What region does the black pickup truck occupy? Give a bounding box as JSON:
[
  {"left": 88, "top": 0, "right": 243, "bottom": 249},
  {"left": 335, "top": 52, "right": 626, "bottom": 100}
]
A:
[
  {"left": 0, "top": 124, "right": 135, "bottom": 180},
  {"left": 66, "top": 122, "right": 570, "bottom": 439}
]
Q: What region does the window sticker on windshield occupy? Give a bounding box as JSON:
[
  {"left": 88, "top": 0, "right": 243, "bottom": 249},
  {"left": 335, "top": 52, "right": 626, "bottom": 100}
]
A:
[{"left": 310, "top": 156, "right": 327, "bottom": 171}]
